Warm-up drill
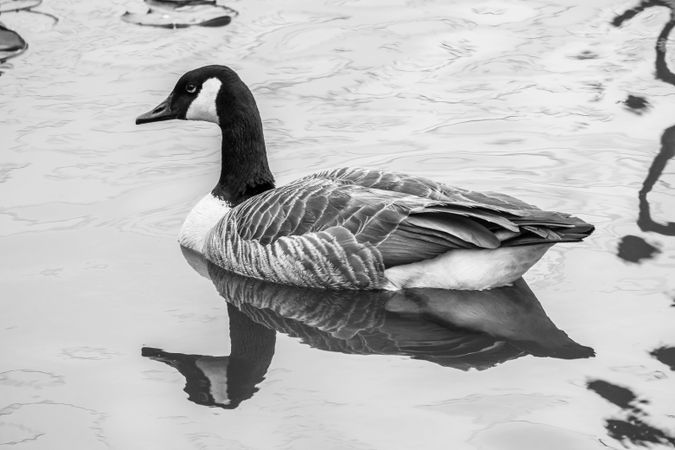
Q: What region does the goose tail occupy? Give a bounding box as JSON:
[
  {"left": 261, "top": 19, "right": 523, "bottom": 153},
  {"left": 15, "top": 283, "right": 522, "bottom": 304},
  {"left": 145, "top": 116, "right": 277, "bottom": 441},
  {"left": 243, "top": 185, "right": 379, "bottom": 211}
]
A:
[{"left": 502, "top": 214, "right": 595, "bottom": 247}]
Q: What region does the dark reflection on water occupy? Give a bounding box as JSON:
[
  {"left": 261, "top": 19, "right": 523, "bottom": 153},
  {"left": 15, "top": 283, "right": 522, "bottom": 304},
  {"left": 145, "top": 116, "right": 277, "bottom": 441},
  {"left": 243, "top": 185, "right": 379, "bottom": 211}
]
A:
[
  {"left": 614, "top": 1, "right": 675, "bottom": 237},
  {"left": 587, "top": 379, "right": 675, "bottom": 448},
  {"left": 622, "top": 94, "right": 651, "bottom": 115},
  {"left": 651, "top": 346, "right": 675, "bottom": 370},
  {"left": 143, "top": 249, "right": 593, "bottom": 410},
  {"left": 607, "top": 10, "right": 675, "bottom": 447},
  {"left": 638, "top": 126, "right": 675, "bottom": 235},
  {"left": 143, "top": 304, "right": 275, "bottom": 409},
  {"left": 616, "top": 235, "right": 661, "bottom": 263}
]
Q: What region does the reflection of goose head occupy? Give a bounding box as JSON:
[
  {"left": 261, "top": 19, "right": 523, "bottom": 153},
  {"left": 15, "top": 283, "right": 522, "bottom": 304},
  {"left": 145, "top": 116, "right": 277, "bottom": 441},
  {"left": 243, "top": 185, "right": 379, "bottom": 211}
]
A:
[{"left": 145, "top": 248, "right": 592, "bottom": 409}]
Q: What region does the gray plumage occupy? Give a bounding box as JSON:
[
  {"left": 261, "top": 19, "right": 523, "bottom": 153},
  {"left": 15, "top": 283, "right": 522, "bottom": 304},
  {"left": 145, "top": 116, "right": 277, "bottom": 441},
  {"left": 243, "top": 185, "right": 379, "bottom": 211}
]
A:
[{"left": 204, "top": 167, "right": 594, "bottom": 289}]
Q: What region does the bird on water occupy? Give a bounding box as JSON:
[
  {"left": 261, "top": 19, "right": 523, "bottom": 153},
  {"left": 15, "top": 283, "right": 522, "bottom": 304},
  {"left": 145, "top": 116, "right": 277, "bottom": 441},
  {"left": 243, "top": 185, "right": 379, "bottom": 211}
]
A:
[{"left": 136, "top": 65, "right": 594, "bottom": 291}]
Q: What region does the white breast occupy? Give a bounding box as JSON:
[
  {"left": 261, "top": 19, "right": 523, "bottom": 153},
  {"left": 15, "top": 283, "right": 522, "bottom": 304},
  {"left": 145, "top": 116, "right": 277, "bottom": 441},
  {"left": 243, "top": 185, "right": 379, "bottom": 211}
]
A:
[{"left": 179, "top": 193, "right": 231, "bottom": 253}]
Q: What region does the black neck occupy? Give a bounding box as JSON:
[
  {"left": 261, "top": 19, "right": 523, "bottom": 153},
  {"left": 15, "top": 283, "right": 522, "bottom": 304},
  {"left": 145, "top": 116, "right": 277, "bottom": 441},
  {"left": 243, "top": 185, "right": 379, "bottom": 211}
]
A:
[{"left": 211, "top": 112, "right": 275, "bottom": 205}]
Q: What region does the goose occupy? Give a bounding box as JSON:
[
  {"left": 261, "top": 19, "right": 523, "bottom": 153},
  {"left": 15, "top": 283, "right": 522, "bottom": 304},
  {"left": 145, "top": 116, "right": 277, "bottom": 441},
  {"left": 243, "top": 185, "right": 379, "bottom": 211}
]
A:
[{"left": 136, "top": 65, "right": 594, "bottom": 290}]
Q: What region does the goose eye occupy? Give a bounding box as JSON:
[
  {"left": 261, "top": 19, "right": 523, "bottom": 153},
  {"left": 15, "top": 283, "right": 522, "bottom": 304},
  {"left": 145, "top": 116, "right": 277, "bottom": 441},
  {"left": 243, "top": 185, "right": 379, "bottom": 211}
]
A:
[{"left": 185, "top": 83, "right": 197, "bottom": 94}]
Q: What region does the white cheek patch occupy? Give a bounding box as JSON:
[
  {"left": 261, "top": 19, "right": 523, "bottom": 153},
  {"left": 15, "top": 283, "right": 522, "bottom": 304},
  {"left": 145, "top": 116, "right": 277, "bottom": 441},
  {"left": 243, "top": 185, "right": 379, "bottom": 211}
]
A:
[{"left": 186, "top": 77, "right": 222, "bottom": 123}]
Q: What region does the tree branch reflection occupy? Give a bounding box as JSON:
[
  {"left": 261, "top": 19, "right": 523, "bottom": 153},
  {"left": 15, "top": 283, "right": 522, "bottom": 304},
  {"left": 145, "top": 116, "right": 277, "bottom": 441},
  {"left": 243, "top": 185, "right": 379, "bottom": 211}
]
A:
[{"left": 614, "top": 1, "right": 675, "bottom": 236}]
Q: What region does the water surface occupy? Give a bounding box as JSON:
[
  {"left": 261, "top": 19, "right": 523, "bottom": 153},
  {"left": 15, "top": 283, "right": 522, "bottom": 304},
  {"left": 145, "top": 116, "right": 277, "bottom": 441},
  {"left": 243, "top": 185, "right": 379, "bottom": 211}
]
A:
[{"left": 1, "top": 0, "right": 674, "bottom": 449}]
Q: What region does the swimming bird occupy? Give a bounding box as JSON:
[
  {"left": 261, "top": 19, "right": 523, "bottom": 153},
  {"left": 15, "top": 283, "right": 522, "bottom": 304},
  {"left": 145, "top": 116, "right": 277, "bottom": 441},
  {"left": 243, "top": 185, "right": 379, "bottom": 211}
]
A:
[{"left": 136, "top": 65, "right": 594, "bottom": 290}]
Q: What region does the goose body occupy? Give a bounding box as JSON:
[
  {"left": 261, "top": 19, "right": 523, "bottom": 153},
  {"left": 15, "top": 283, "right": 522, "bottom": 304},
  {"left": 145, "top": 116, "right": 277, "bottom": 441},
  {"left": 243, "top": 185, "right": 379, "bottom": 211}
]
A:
[{"left": 137, "top": 65, "right": 594, "bottom": 290}]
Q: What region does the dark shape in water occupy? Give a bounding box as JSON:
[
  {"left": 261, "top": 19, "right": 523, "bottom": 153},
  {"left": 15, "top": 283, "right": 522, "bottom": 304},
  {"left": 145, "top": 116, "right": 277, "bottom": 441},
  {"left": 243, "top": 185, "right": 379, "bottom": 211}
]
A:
[
  {"left": 143, "top": 249, "right": 593, "bottom": 409},
  {"left": 605, "top": 419, "right": 675, "bottom": 448},
  {"left": 623, "top": 94, "right": 650, "bottom": 114},
  {"left": 122, "top": 0, "right": 237, "bottom": 29},
  {"left": 152, "top": 0, "right": 217, "bottom": 5},
  {"left": 651, "top": 346, "right": 675, "bottom": 370},
  {"left": 143, "top": 304, "right": 275, "bottom": 409},
  {"left": 612, "top": 0, "right": 673, "bottom": 28},
  {"left": 0, "top": 22, "right": 27, "bottom": 63},
  {"left": 639, "top": 126, "right": 675, "bottom": 235},
  {"left": 587, "top": 379, "right": 675, "bottom": 447},
  {"left": 613, "top": 2, "right": 675, "bottom": 236},
  {"left": 587, "top": 379, "right": 640, "bottom": 410},
  {"left": 617, "top": 235, "right": 660, "bottom": 263}
]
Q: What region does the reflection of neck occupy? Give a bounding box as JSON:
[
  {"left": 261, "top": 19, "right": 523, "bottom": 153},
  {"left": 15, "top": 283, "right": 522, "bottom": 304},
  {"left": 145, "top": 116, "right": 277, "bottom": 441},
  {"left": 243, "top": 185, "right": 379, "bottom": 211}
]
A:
[
  {"left": 226, "top": 303, "right": 276, "bottom": 408},
  {"left": 138, "top": 303, "right": 277, "bottom": 410},
  {"left": 213, "top": 116, "right": 275, "bottom": 205},
  {"left": 638, "top": 126, "right": 675, "bottom": 235}
]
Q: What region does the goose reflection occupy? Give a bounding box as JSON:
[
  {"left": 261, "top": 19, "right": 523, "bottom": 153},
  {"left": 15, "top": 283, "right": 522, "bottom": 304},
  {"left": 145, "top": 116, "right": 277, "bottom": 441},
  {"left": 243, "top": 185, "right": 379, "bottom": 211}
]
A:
[
  {"left": 142, "top": 249, "right": 593, "bottom": 409},
  {"left": 142, "top": 303, "right": 275, "bottom": 409}
]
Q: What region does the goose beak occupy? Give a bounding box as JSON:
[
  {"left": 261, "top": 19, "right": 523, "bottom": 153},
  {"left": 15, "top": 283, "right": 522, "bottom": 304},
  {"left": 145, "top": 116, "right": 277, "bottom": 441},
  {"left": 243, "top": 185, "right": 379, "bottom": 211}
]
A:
[{"left": 136, "top": 94, "right": 177, "bottom": 125}]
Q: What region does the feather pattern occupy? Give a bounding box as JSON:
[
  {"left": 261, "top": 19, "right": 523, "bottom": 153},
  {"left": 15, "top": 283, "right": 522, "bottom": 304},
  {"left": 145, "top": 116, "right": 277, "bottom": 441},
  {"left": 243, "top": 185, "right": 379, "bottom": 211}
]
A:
[{"left": 201, "top": 167, "right": 594, "bottom": 289}]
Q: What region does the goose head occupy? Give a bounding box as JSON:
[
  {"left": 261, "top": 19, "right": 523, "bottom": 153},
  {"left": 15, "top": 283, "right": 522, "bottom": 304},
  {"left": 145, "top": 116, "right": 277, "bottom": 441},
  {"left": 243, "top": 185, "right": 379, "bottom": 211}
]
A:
[
  {"left": 136, "top": 65, "right": 274, "bottom": 209},
  {"left": 136, "top": 65, "right": 258, "bottom": 127}
]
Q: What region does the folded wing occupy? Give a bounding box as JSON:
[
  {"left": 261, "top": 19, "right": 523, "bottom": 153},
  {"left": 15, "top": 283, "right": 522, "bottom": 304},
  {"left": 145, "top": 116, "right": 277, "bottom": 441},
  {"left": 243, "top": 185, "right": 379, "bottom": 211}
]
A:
[{"left": 216, "top": 168, "right": 593, "bottom": 272}]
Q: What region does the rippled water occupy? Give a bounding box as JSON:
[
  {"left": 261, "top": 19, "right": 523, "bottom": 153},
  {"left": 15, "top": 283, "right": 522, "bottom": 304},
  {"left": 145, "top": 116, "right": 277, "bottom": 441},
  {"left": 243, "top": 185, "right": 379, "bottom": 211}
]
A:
[{"left": 1, "top": 0, "right": 674, "bottom": 448}]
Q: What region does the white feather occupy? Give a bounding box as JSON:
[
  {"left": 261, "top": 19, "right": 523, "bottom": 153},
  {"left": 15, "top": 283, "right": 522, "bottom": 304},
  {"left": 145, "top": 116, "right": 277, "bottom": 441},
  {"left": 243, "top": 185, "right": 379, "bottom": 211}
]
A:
[
  {"left": 383, "top": 244, "right": 553, "bottom": 290},
  {"left": 179, "top": 193, "right": 231, "bottom": 253},
  {"left": 186, "top": 78, "right": 221, "bottom": 123}
]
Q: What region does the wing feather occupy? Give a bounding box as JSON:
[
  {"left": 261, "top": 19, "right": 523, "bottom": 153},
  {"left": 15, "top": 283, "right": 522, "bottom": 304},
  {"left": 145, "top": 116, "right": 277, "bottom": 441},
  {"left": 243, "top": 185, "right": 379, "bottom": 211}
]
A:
[
  {"left": 404, "top": 214, "right": 500, "bottom": 249},
  {"left": 414, "top": 205, "right": 520, "bottom": 232}
]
